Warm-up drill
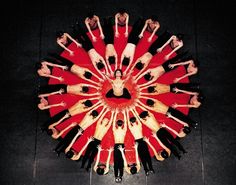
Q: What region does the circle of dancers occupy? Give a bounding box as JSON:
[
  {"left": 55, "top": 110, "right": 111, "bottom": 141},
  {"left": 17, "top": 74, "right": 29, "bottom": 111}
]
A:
[{"left": 37, "top": 9, "right": 204, "bottom": 183}]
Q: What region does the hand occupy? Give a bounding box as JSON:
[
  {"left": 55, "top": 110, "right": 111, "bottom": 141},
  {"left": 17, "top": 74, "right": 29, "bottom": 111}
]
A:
[
  {"left": 138, "top": 34, "right": 143, "bottom": 39},
  {"left": 148, "top": 37, "right": 152, "bottom": 42},
  {"left": 173, "top": 78, "right": 180, "bottom": 83},
  {"left": 69, "top": 51, "right": 74, "bottom": 56},
  {"left": 151, "top": 132, "right": 157, "bottom": 139},
  {"left": 60, "top": 101, "right": 66, "bottom": 107},
  {"left": 118, "top": 145, "right": 124, "bottom": 152},
  {"left": 172, "top": 103, "right": 178, "bottom": 109},
  {"left": 62, "top": 65, "right": 68, "bottom": 70},
  {"left": 164, "top": 55, "right": 170, "bottom": 60},
  {"left": 172, "top": 87, "right": 179, "bottom": 93},
  {"left": 133, "top": 142, "right": 138, "bottom": 149},
  {"left": 100, "top": 34, "right": 105, "bottom": 39},
  {"left": 97, "top": 145, "right": 103, "bottom": 151},
  {"left": 143, "top": 136, "right": 149, "bottom": 142},
  {"left": 71, "top": 122, "right": 77, "bottom": 127},
  {"left": 108, "top": 147, "right": 114, "bottom": 152},
  {"left": 76, "top": 43, "right": 82, "bottom": 48},
  {"left": 88, "top": 137, "right": 94, "bottom": 142},
  {"left": 115, "top": 32, "right": 119, "bottom": 38},
  {"left": 168, "top": 64, "right": 174, "bottom": 69},
  {"left": 124, "top": 32, "right": 128, "bottom": 37},
  {"left": 156, "top": 48, "right": 162, "bottom": 53},
  {"left": 59, "top": 88, "right": 64, "bottom": 94},
  {"left": 58, "top": 77, "right": 64, "bottom": 82},
  {"left": 92, "top": 36, "right": 97, "bottom": 42},
  {"left": 166, "top": 112, "right": 171, "bottom": 118}
]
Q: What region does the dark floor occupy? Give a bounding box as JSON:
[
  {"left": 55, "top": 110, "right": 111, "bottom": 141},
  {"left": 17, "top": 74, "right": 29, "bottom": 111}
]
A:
[{"left": 0, "top": 0, "right": 235, "bottom": 185}]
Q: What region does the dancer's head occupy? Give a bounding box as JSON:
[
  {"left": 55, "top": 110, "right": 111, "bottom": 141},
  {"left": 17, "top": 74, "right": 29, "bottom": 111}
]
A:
[
  {"left": 82, "top": 86, "right": 89, "bottom": 93},
  {"left": 161, "top": 150, "right": 169, "bottom": 159},
  {"left": 176, "top": 33, "right": 184, "bottom": 41},
  {"left": 56, "top": 31, "right": 64, "bottom": 39},
  {"left": 183, "top": 126, "right": 191, "bottom": 134},
  {"left": 116, "top": 119, "right": 124, "bottom": 127},
  {"left": 96, "top": 166, "right": 105, "bottom": 175},
  {"left": 130, "top": 166, "right": 137, "bottom": 174},
  {"left": 144, "top": 73, "right": 153, "bottom": 81},
  {"left": 65, "top": 150, "right": 74, "bottom": 159},
  {"left": 147, "top": 86, "right": 155, "bottom": 93},
  {"left": 84, "top": 100, "right": 93, "bottom": 107},
  {"left": 114, "top": 69, "right": 123, "bottom": 78},
  {"left": 118, "top": 8, "right": 127, "bottom": 15},
  {"left": 84, "top": 71, "right": 92, "bottom": 79},
  {"left": 139, "top": 111, "right": 149, "bottom": 119},
  {"left": 135, "top": 61, "right": 144, "bottom": 70},
  {"left": 130, "top": 117, "right": 136, "bottom": 123},
  {"left": 91, "top": 110, "right": 99, "bottom": 118},
  {"left": 87, "top": 11, "right": 95, "bottom": 19},
  {"left": 146, "top": 99, "right": 154, "bottom": 106},
  {"left": 150, "top": 15, "right": 158, "bottom": 22}
]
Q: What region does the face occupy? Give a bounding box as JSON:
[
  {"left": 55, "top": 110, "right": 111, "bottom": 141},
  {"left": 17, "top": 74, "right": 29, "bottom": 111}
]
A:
[
  {"left": 190, "top": 95, "right": 201, "bottom": 106},
  {"left": 187, "top": 62, "right": 198, "bottom": 73},
  {"left": 119, "top": 15, "right": 126, "bottom": 22},
  {"left": 37, "top": 65, "right": 51, "bottom": 75},
  {"left": 115, "top": 70, "right": 122, "bottom": 78}
]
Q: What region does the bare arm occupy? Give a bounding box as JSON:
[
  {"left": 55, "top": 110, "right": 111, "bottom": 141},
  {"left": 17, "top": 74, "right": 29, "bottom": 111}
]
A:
[
  {"left": 123, "top": 110, "right": 128, "bottom": 132},
  {"left": 160, "top": 123, "right": 186, "bottom": 138},
  {"left": 118, "top": 146, "right": 130, "bottom": 174},
  {"left": 52, "top": 122, "right": 77, "bottom": 139},
  {"left": 165, "top": 42, "right": 183, "bottom": 59},
  {"left": 149, "top": 23, "right": 160, "bottom": 40},
  {"left": 112, "top": 110, "right": 118, "bottom": 131},
  {"left": 134, "top": 143, "right": 141, "bottom": 172},
  {"left": 85, "top": 18, "right": 96, "bottom": 39},
  {"left": 93, "top": 145, "right": 102, "bottom": 172},
  {"left": 125, "top": 14, "right": 129, "bottom": 36},
  {"left": 166, "top": 112, "right": 189, "bottom": 127},
  {"left": 104, "top": 147, "right": 113, "bottom": 174},
  {"left": 72, "top": 137, "right": 93, "bottom": 160},
  {"left": 96, "top": 16, "right": 104, "bottom": 37},
  {"left": 139, "top": 20, "right": 148, "bottom": 38},
  {"left": 174, "top": 71, "right": 197, "bottom": 83},
  {"left": 57, "top": 40, "right": 73, "bottom": 54},
  {"left": 39, "top": 102, "right": 65, "bottom": 110},
  {"left": 65, "top": 128, "right": 83, "bottom": 153},
  {"left": 65, "top": 33, "right": 81, "bottom": 47},
  {"left": 157, "top": 35, "right": 174, "bottom": 52},
  {"left": 115, "top": 14, "right": 119, "bottom": 36}
]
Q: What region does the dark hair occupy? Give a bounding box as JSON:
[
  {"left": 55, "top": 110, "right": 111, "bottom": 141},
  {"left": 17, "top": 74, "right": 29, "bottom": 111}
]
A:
[
  {"left": 91, "top": 110, "right": 99, "bottom": 118},
  {"left": 116, "top": 120, "right": 124, "bottom": 127},
  {"left": 82, "top": 86, "right": 89, "bottom": 93},
  {"left": 84, "top": 100, "right": 93, "bottom": 107},
  {"left": 87, "top": 11, "right": 95, "bottom": 19},
  {"left": 65, "top": 150, "right": 74, "bottom": 159},
  {"left": 139, "top": 111, "right": 148, "bottom": 119},
  {"left": 130, "top": 166, "right": 137, "bottom": 174},
  {"left": 118, "top": 8, "right": 126, "bottom": 15},
  {"left": 183, "top": 126, "right": 191, "bottom": 134},
  {"left": 147, "top": 86, "right": 155, "bottom": 93},
  {"left": 135, "top": 62, "right": 144, "bottom": 70},
  {"left": 176, "top": 33, "right": 184, "bottom": 40},
  {"left": 96, "top": 167, "right": 105, "bottom": 175},
  {"left": 150, "top": 15, "right": 158, "bottom": 22},
  {"left": 96, "top": 61, "right": 104, "bottom": 69},
  {"left": 35, "top": 62, "right": 43, "bottom": 70},
  {"left": 46, "top": 129, "right": 53, "bottom": 136},
  {"left": 197, "top": 92, "right": 205, "bottom": 103},
  {"left": 161, "top": 150, "right": 168, "bottom": 159},
  {"left": 114, "top": 69, "right": 123, "bottom": 78},
  {"left": 130, "top": 117, "right": 136, "bottom": 123},
  {"left": 108, "top": 56, "right": 115, "bottom": 64},
  {"left": 56, "top": 31, "right": 64, "bottom": 38},
  {"left": 84, "top": 71, "right": 92, "bottom": 79},
  {"left": 122, "top": 57, "right": 130, "bottom": 66},
  {"left": 144, "top": 73, "right": 153, "bottom": 81},
  {"left": 146, "top": 99, "right": 154, "bottom": 106}
]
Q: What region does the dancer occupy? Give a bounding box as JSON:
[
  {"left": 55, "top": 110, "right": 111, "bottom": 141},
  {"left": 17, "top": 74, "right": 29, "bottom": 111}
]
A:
[
  {"left": 115, "top": 8, "right": 129, "bottom": 37},
  {"left": 41, "top": 97, "right": 102, "bottom": 132},
  {"left": 85, "top": 12, "right": 104, "bottom": 42},
  {"left": 56, "top": 31, "right": 81, "bottom": 56},
  {"left": 93, "top": 147, "right": 113, "bottom": 175},
  {"left": 137, "top": 96, "right": 197, "bottom": 128},
  {"left": 135, "top": 53, "right": 198, "bottom": 87},
  {"left": 103, "top": 16, "right": 118, "bottom": 74},
  {"left": 132, "top": 107, "right": 187, "bottom": 159},
  {"left": 105, "top": 69, "right": 131, "bottom": 99},
  {"left": 63, "top": 105, "right": 107, "bottom": 158},
  {"left": 38, "top": 97, "right": 66, "bottom": 110},
  {"left": 139, "top": 82, "right": 200, "bottom": 96},
  {"left": 79, "top": 109, "right": 115, "bottom": 171},
  {"left": 131, "top": 31, "right": 185, "bottom": 77},
  {"left": 139, "top": 15, "right": 160, "bottom": 42},
  {"left": 38, "top": 83, "right": 100, "bottom": 97},
  {"left": 37, "top": 55, "right": 102, "bottom": 85},
  {"left": 118, "top": 144, "right": 141, "bottom": 175},
  {"left": 126, "top": 109, "right": 154, "bottom": 175},
  {"left": 120, "top": 18, "right": 145, "bottom": 72},
  {"left": 113, "top": 110, "right": 127, "bottom": 183}
]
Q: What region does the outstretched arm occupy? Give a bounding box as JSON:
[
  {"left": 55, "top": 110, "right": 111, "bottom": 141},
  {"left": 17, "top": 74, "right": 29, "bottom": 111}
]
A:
[
  {"left": 172, "top": 87, "right": 198, "bottom": 95},
  {"left": 148, "top": 23, "right": 160, "bottom": 42},
  {"left": 165, "top": 42, "right": 183, "bottom": 60},
  {"left": 134, "top": 143, "right": 141, "bottom": 172},
  {"left": 166, "top": 112, "right": 189, "bottom": 127},
  {"left": 52, "top": 122, "right": 77, "bottom": 139},
  {"left": 118, "top": 146, "right": 130, "bottom": 174},
  {"left": 85, "top": 18, "right": 96, "bottom": 41},
  {"left": 57, "top": 40, "right": 74, "bottom": 56},
  {"left": 65, "top": 128, "right": 83, "bottom": 153},
  {"left": 38, "top": 101, "right": 65, "bottom": 110},
  {"left": 139, "top": 20, "right": 148, "bottom": 38},
  {"left": 93, "top": 145, "right": 102, "bottom": 172},
  {"left": 160, "top": 123, "right": 186, "bottom": 138},
  {"left": 115, "top": 14, "right": 119, "bottom": 37},
  {"left": 174, "top": 70, "right": 198, "bottom": 83},
  {"left": 157, "top": 35, "right": 174, "bottom": 52},
  {"left": 95, "top": 16, "right": 104, "bottom": 39},
  {"left": 72, "top": 137, "right": 94, "bottom": 160},
  {"left": 112, "top": 109, "right": 118, "bottom": 131},
  {"left": 48, "top": 112, "right": 70, "bottom": 129},
  {"left": 144, "top": 136, "right": 163, "bottom": 161},
  {"left": 125, "top": 13, "right": 129, "bottom": 37},
  {"left": 104, "top": 147, "right": 113, "bottom": 174},
  {"left": 65, "top": 33, "right": 82, "bottom": 47},
  {"left": 123, "top": 110, "right": 128, "bottom": 132}
]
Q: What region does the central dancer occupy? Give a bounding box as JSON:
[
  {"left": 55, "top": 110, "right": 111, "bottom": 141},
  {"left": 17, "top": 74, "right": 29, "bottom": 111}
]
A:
[{"left": 105, "top": 69, "right": 131, "bottom": 99}]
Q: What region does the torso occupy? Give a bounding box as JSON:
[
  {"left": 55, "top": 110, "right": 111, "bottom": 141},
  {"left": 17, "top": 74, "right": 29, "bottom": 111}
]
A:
[
  {"left": 79, "top": 114, "right": 95, "bottom": 130},
  {"left": 142, "top": 115, "right": 160, "bottom": 132},
  {"left": 153, "top": 83, "right": 170, "bottom": 94},
  {"left": 150, "top": 66, "right": 165, "bottom": 79},
  {"left": 112, "top": 79, "right": 125, "bottom": 96},
  {"left": 71, "top": 65, "right": 85, "bottom": 77},
  {"left": 69, "top": 100, "right": 88, "bottom": 116},
  {"left": 94, "top": 122, "right": 110, "bottom": 140},
  {"left": 67, "top": 84, "right": 83, "bottom": 95},
  {"left": 153, "top": 100, "right": 169, "bottom": 114},
  {"left": 129, "top": 124, "right": 143, "bottom": 140},
  {"left": 114, "top": 128, "right": 126, "bottom": 143}
]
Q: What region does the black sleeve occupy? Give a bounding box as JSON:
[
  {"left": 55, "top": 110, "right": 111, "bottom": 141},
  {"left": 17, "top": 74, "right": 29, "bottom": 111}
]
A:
[
  {"left": 103, "top": 17, "right": 114, "bottom": 45},
  {"left": 127, "top": 18, "right": 145, "bottom": 45}
]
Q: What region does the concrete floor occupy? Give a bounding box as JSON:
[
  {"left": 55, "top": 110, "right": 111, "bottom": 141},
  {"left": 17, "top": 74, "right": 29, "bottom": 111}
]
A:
[{"left": 0, "top": 0, "right": 235, "bottom": 185}]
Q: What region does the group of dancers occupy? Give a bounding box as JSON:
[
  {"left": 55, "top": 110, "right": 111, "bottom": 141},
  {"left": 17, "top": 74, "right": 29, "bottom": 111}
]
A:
[{"left": 36, "top": 9, "right": 203, "bottom": 183}]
